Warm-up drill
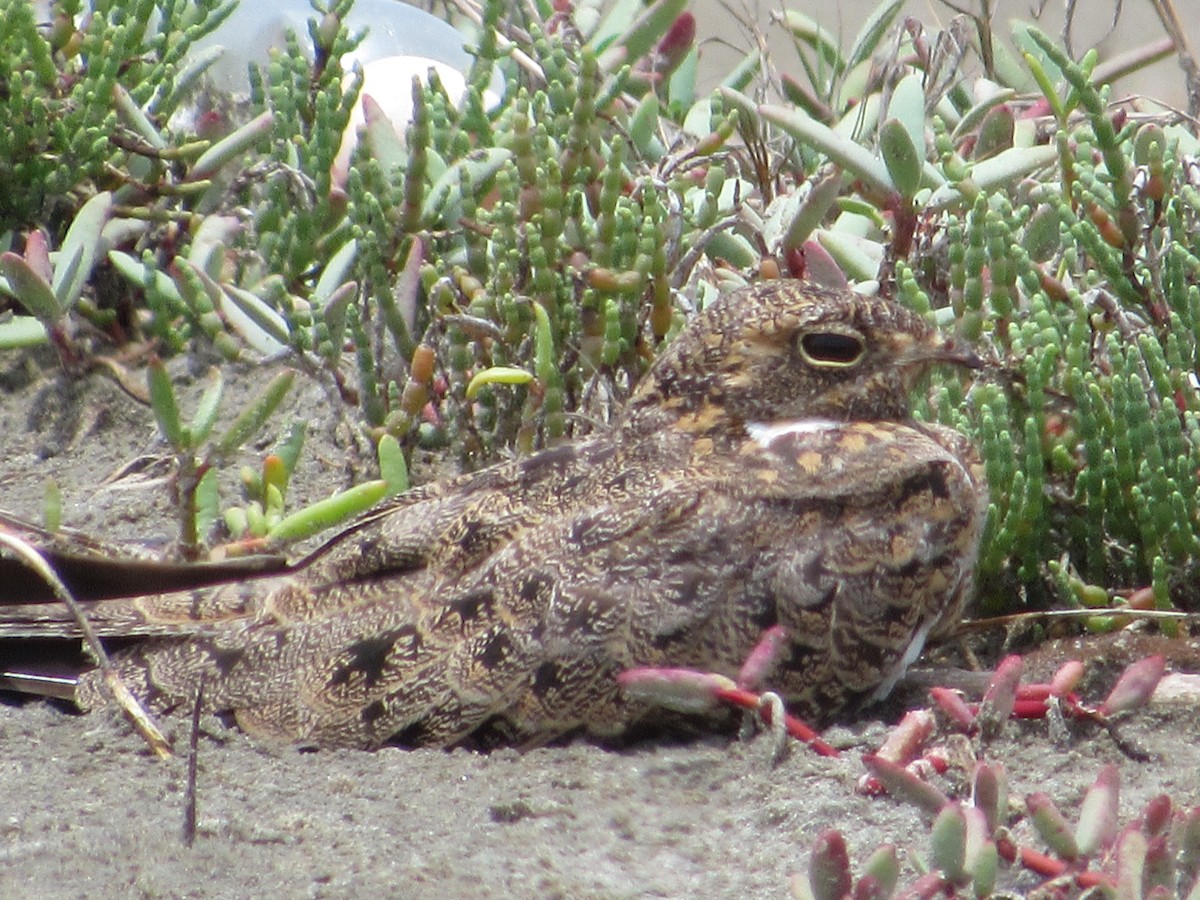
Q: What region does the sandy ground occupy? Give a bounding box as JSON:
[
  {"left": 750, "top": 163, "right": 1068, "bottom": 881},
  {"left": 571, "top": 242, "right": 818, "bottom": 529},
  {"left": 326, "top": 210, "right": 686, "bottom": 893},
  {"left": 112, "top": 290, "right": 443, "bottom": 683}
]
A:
[{"left": 2, "top": 357, "right": 1200, "bottom": 899}]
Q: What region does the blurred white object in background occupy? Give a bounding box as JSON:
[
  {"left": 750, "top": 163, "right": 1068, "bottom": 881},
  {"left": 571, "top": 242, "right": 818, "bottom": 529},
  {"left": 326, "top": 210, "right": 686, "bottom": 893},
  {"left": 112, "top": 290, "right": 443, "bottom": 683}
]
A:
[
  {"left": 182, "top": 0, "right": 502, "bottom": 176},
  {"left": 188, "top": 0, "right": 485, "bottom": 95}
]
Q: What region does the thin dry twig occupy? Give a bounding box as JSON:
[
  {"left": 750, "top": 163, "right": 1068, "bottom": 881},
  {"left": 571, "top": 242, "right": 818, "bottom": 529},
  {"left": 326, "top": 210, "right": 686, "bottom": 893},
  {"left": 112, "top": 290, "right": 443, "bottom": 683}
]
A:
[
  {"left": 183, "top": 680, "right": 204, "bottom": 847},
  {"left": 1148, "top": 0, "right": 1200, "bottom": 119},
  {"left": 956, "top": 606, "right": 1195, "bottom": 635},
  {"left": 445, "top": 0, "right": 545, "bottom": 84},
  {"left": 1092, "top": 37, "right": 1176, "bottom": 89}
]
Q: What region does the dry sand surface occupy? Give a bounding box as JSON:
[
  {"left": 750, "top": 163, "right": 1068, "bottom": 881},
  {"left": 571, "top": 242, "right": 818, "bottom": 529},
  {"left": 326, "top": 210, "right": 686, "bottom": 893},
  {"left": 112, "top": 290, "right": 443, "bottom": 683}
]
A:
[{"left": 1, "top": 358, "right": 1199, "bottom": 898}]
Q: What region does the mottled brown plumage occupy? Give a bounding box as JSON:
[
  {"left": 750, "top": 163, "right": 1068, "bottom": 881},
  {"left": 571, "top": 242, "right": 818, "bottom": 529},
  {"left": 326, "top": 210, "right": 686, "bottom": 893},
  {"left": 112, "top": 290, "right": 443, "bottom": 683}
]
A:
[{"left": 0, "top": 282, "right": 987, "bottom": 749}]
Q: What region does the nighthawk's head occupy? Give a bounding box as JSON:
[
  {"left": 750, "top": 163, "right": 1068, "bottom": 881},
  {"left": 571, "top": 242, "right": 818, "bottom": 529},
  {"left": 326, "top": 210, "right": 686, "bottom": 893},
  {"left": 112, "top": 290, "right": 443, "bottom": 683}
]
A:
[{"left": 626, "top": 281, "right": 979, "bottom": 429}]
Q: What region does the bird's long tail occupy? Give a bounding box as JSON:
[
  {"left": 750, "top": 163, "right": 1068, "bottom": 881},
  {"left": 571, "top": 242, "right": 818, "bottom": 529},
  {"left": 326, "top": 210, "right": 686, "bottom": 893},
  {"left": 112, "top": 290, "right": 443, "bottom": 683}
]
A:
[{"left": 0, "top": 512, "right": 289, "bottom": 702}]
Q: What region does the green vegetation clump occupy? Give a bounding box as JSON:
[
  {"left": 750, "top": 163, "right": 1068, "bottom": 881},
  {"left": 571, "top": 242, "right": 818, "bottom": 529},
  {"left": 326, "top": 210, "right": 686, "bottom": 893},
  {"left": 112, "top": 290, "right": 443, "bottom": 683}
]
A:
[{"left": 0, "top": 0, "right": 236, "bottom": 223}]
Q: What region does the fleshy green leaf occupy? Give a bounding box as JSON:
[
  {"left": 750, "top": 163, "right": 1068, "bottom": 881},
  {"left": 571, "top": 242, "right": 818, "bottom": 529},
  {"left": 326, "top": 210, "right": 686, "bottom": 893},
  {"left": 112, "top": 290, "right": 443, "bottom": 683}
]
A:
[
  {"left": 214, "top": 370, "right": 296, "bottom": 461},
  {"left": 0, "top": 315, "right": 49, "bottom": 349},
  {"left": 466, "top": 366, "right": 535, "bottom": 399},
  {"left": 845, "top": 0, "right": 905, "bottom": 73},
  {"left": 189, "top": 111, "right": 274, "bottom": 180},
  {"left": 378, "top": 433, "right": 409, "bottom": 496},
  {"left": 189, "top": 367, "right": 225, "bottom": 446},
  {"left": 757, "top": 102, "right": 894, "bottom": 196},
  {"left": 147, "top": 357, "right": 186, "bottom": 450},
  {"left": 880, "top": 118, "right": 922, "bottom": 199},
  {"left": 52, "top": 191, "right": 113, "bottom": 310},
  {"left": 267, "top": 480, "right": 390, "bottom": 544},
  {"left": 0, "top": 253, "right": 61, "bottom": 321}
]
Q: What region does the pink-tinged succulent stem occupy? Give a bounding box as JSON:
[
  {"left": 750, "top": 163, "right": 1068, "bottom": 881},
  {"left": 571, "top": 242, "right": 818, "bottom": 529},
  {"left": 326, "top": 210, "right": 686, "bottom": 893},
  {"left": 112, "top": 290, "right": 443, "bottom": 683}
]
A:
[
  {"left": 1015, "top": 851, "right": 1111, "bottom": 892},
  {"left": 619, "top": 651, "right": 840, "bottom": 756},
  {"left": 1005, "top": 681, "right": 1089, "bottom": 719},
  {"left": 712, "top": 686, "right": 839, "bottom": 757},
  {"left": 1100, "top": 654, "right": 1166, "bottom": 716},
  {"left": 979, "top": 654, "right": 1023, "bottom": 727},
  {"left": 1016, "top": 683, "right": 1053, "bottom": 701},
  {"left": 1010, "top": 697, "right": 1052, "bottom": 718},
  {"left": 1017, "top": 846, "right": 1113, "bottom": 890},
  {"left": 891, "top": 870, "right": 948, "bottom": 900},
  {"left": 874, "top": 709, "right": 936, "bottom": 765},
  {"left": 1076, "top": 764, "right": 1121, "bottom": 856},
  {"left": 1075, "top": 870, "right": 1110, "bottom": 889},
  {"left": 860, "top": 754, "right": 950, "bottom": 814},
  {"left": 929, "top": 686, "right": 977, "bottom": 731},
  {"left": 1051, "top": 660, "right": 1086, "bottom": 696},
  {"left": 736, "top": 625, "right": 790, "bottom": 690},
  {"left": 807, "top": 829, "right": 853, "bottom": 900}
]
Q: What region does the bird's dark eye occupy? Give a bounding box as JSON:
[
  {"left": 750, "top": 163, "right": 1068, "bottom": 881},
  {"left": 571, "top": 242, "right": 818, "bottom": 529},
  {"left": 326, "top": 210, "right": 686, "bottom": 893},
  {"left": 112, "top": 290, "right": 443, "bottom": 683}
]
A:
[{"left": 798, "top": 331, "right": 866, "bottom": 368}]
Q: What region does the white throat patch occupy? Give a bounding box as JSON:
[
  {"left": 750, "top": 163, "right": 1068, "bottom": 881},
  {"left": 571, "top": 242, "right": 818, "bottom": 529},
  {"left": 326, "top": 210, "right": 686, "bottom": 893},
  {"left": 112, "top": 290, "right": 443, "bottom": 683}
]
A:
[{"left": 746, "top": 419, "right": 841, "bottom": 448}]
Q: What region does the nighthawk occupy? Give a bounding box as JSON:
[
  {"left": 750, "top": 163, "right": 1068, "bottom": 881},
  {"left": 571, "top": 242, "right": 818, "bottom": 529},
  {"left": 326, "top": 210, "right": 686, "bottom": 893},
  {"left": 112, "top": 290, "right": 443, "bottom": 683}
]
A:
[{"left": 0, "top": 281, "right": 987, "bottom": 749}]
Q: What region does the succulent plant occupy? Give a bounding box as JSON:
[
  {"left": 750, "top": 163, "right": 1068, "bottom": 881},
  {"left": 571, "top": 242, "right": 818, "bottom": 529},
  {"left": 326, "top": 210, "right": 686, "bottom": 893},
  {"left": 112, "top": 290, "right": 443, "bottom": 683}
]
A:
[
  {"left": 791, "top": 653, "right": 1195, "bottom": 899},
  {"left": 715, "top": 7, "right": 1200, "bottom": 620}
]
